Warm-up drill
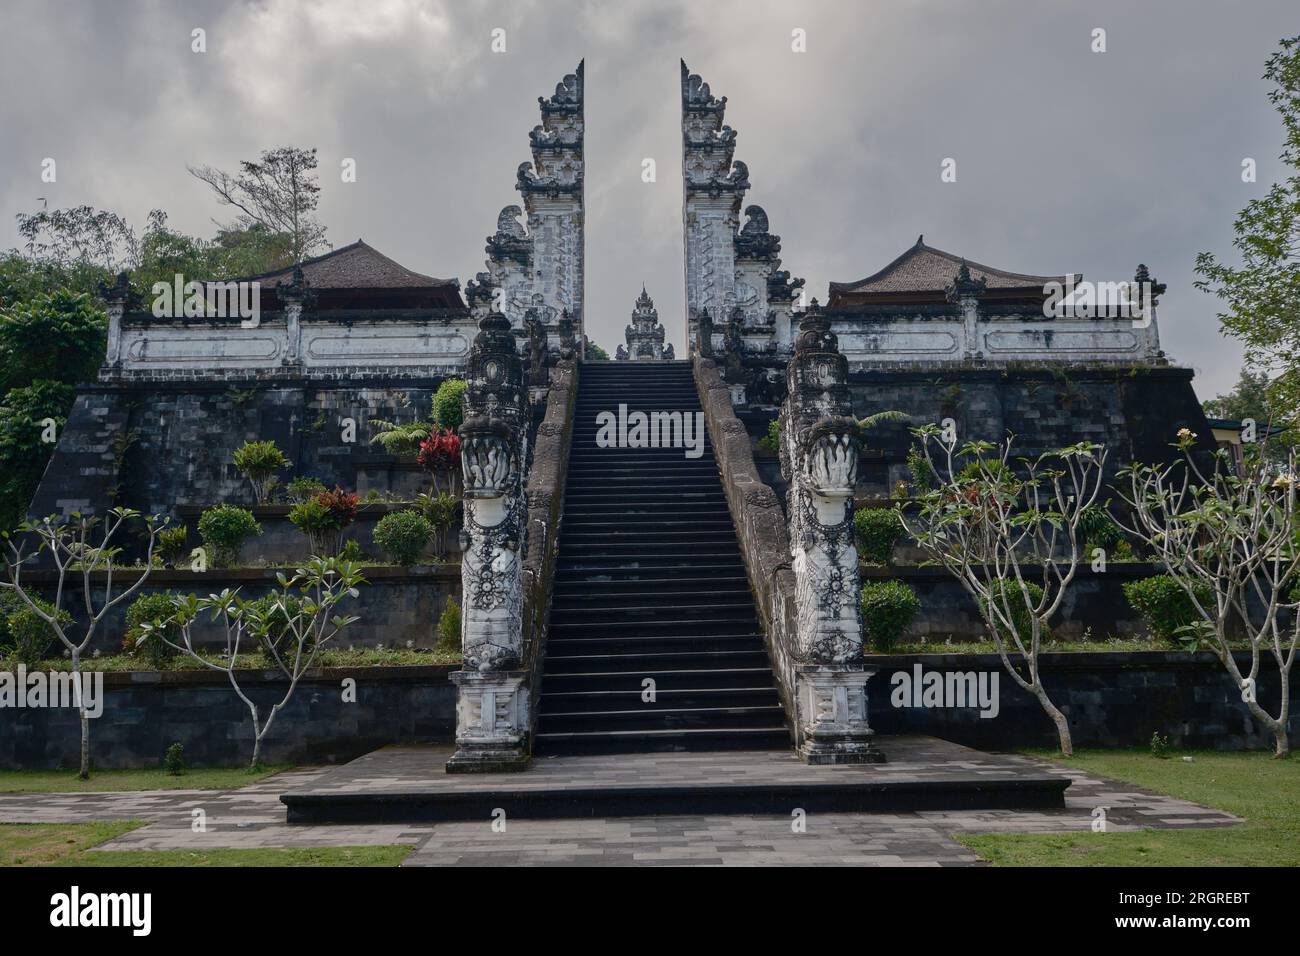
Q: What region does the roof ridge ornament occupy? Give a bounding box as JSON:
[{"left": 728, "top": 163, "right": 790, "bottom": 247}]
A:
[{"left": 946, "top": 261, "right": 988, "bottom": 302}]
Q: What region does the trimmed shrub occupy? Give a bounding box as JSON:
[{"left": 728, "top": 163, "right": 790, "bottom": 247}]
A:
[
  {"left": 431, "top": 378, "right": 467, "bottom": 432},
  {"left": 860, "top": 579, "right": 920, "bottom": 651},
  {"left": 854, "top": 507, "right": 906, "bottom": 564},
  {"left": 164, "top": 742, "right": 185, "bottom": 776},
  {"left": 0, "top": 591, "right": 24, "bottom": 648},
  {"left": 436, "top": 597, "right": 461, "bottom": 654},
  {"left": 156, "top": 525, "right": 189, "bottom": 569},
  {"left": 123, "top": 592, "right": 182, "bottom": 667},
  {"left": 980, "top": 579, "right": 1048, "bottom": 645},
  {"left": 5, "top": 597, "right": 69, "bottom": 667},
  {"left": 418, "top": 492, "right": 461, "bottom": 552},
  {"left": 232, "top": 440, "right": 289, "bottom": 504},
  {"left": 373, "top": 510, "right": 434, "bottom": 566},
  {"left": 1123, "top": 574, "right": 1212, "bottom": 646},
  {"left": 198, "top": 504, "right": 261, "bottom": 568},
  {"left": 1078, "top": 504, "right": 1124, "bottom": 551},
  {"left": 289, "top": 487, "right": 357, "bottom": 556},
  {"left": 286, "top": 476, "right": 326, "bottom": 503}
]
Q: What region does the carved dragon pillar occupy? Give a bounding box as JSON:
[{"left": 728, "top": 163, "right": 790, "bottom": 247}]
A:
[
  {"left": 780, "top": 302, "right": 883, "bottom": 764},
  {"left": 448, "top": 305, "right": 530, "bottom": 772}
]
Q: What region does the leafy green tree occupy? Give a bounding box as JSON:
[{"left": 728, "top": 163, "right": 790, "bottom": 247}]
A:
[
  {"left": 0, "top": 382, "right": 76, "bottom": 531},
  {"left": 0, "top": 291, "right": 106, "bottom": 392},
  {"left": 0, "top": 252, "right": 109, "bottom": 308},
  {"left": 585, "top": 339, "right": 610, "bottom": 361},
  {"left": 15, "top": 205, "right": 138, "bottom": 271},
  {"left": 206, "top": 223, "right": 294, "bottom": 277},
  {"left": 1195, "top": 36, "right": 1300, "bottom": 421},
  {"left": 0, "top": 291, "right": 106, "bottom": 532}
]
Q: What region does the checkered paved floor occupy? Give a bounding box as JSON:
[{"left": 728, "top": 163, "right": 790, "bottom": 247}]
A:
[{"left": 0, "top": 739, "right": 1240, "bottom": 866}]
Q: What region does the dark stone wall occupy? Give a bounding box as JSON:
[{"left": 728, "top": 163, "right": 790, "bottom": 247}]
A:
[
  {"left": 866, "top": 651, "right": 1299, "bottom": 752},
  {"left": 0, "top": 666, "right": 456, "bottom": 769},
  {"left": 19, "top": 566, "right": 460, "bottom": 654},
  {"left": 846, "top": 365, "right": 1215, "bottom": 496},
  {"left": 866, "top": 562, "right": 1158, "bottom": 642},
  {"left": 3, "top": 652, "right": 1291, "bottom": 769},
  {"left": 28, "top": 376, "right": 453, "bottom": 521}
]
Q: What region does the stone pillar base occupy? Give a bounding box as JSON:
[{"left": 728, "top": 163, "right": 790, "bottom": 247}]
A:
[
  {"left": 446, "top": 670, "right": 531, "bottom": 773},
  {"left": 795, "top": 666, "right": 886, "bottom": 765}
]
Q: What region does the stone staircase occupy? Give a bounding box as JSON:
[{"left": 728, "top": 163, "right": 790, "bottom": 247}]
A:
[{"left": 534, "top": 360, "right": 790, "bottom": 755}]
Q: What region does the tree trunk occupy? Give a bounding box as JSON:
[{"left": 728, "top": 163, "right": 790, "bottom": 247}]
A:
[
  {"left": 1035, "top": 685, "right": 1073, "bottom": 757},
  {"left": 72, "top": 651, "right": 91, "bottom": 779},
  {"left": 1274, "top": 725, "right": 1289, "bottom": 758},
  {"left": 250, "top": 733, "right": 262, "bottom": 770}
]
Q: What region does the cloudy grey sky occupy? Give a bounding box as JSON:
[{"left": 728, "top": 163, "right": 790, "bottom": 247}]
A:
[{"left": 1, "top": 0, "right": 1295, "bottom": 397}]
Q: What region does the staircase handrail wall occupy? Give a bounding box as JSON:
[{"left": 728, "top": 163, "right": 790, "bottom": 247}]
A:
[
  {"left": 693, "top": 355, "right": 799, "bottom": 743},
  {"left": 521, "top": 358, "right": 579, "bottom": 748}
]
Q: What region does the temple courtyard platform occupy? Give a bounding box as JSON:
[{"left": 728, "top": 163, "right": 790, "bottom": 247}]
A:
[
  {"left": 280, "top": 736, "right": 1069, "bottom": 823},
  {"left": 0, "top": 737, "right": 1240, "bottom": 866}
]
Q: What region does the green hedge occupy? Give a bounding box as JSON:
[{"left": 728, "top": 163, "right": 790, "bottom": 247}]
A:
[
  {"left": 860, "top": 579, "right": 920, "bottom": 651},
  {"left": 854, "top": 507, "right": 906, "bottom": 564},
  {"left": 1123, "top": 574, "right": 1212, "bottom": 646}
]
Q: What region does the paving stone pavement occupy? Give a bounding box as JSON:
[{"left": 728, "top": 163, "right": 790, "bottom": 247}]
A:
[{"left": 0, "top": 744, "right": 1241, "bottom": 866}]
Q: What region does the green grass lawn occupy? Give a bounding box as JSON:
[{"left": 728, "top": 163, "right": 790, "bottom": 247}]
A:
[
  {"left": 0, "top": 765, "right": 287, "bottom": 793},
  {"left": 0, "top": 821, "right": 411, "bottom": 867},
  {"left": 958, "top": 749, "right": 1299, "bottom": 866}
]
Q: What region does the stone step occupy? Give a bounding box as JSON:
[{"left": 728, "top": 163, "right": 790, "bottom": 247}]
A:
[
  {"left": 550, "top": 586, "right": 751, "bottom": 605},
  {"left": 279, "top": 738, "right": 1072, "bottom": 823},
  {"left": 546, "top": 634, "right": 764, "bottom": 655},
  {"left": 532, "top": 726, "right": 791, "bottom": 755},
  {"left": 552, "top": 578, "right": 750, "bottom": 596},
  {"left": 542, "top": 649, "right": 771, "bottom": 675},
  {"left": 537, "top": 686, "right": 781, "bottom": 713},
  {"left": 540, "top": 666, "right": 778, "bottom": 693},
  {"left": 537, "top": 704, "right": 787, "bottom": 734},
  {"left": 557, "top": 542, "right": 741, "bottom": 558},
  {"left": 549, "top": 607, "right": 758, "bottom": 628},
  {"left": 554, "top": 562, "right": 748, "bottom": 578}
]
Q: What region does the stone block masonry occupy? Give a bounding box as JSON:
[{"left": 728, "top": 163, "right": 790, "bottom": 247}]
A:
[
  {"left": 847, "top": 365, "right": 1216, "bottom": 496},
  {"left": 28, "top": 377, "right": 455, "bottom": 522},
  {"left": 17, "top": 566, "right": 460, "bottom": 655},
  {"left": 0, "top": 665, "right": 456, "bottom": 769},
  {"left": 2, "top": 651, "right": 1291, "bottom": 769}
]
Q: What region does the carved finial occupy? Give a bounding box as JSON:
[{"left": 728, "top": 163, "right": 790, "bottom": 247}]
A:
[
  {"left": 1135, "top": 263, "right": 1166, "bottom": 306},
  {"left": 946, "top": 261, "right": 987, "bottom": 302}
]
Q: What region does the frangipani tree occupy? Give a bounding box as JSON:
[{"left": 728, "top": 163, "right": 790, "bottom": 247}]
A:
[
  {"left": 1118, "top": 430, "right": 1298, "bottom": 756},
  {"left": 898, "top": 428, "right": 1107, "bottom": 755},
  {"left": 142, "top": 555, "right": 364, "bottom": 767},
  {"left": 1, "top": 508, "right": 164, "bottom": 778}
]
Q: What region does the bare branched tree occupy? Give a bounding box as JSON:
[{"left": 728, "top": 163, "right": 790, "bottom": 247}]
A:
[
  {"left": 188, "top": 146, "right": 329, "bottom": 263},
  {"left": 1118, "top": 431, "right": 1298, "bottom": 756},
  {"left": 898, "top": 429, "right": 1107, "bottom": 755},
  {"left": 142, "top": 556, "right": 364, "bottom": 767},
  {"left": 1, "top": 509, "right": 163, "bottom": 777}
]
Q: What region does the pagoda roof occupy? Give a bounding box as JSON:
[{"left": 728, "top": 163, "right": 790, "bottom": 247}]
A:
[
  {"left": 230, "top": 240, "right": 465, "bottom": 310},
  {"left": 240, "top": 240, "right": 455, "bottom": 290},
  {"left": 828, "top": 236, "right": 1071, "bottom": 303}
]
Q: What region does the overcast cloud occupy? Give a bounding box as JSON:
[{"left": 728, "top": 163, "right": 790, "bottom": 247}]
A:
[{"left": 1, "top": 0, "right": 1295, "bottom": 397}]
